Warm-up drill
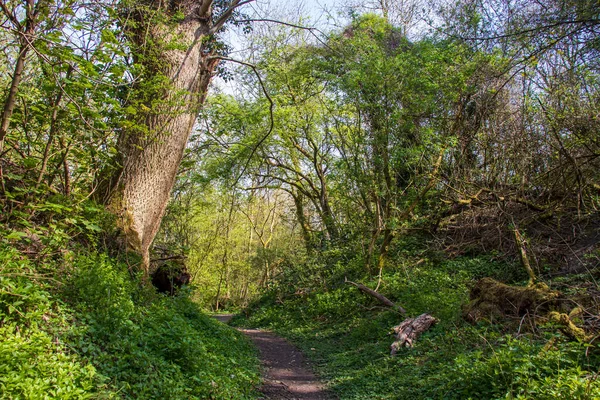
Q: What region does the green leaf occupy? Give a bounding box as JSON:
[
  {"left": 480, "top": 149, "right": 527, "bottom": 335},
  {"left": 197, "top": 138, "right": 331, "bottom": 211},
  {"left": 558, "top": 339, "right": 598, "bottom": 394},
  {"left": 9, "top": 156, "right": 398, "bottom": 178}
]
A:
[{"left": 5, "top": 231, "right": 27, "bottom": 241}]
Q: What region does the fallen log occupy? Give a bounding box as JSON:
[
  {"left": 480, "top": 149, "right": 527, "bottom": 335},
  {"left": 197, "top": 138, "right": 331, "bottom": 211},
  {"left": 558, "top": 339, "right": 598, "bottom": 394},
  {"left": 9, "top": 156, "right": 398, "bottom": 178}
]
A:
[
  {"left": 390, "top": 313, "right": 437, "bottom": 355},
  {"left": 464, "top": 277, "right": 560, "bottom": 322},
  {"left": 345, "top": 279, "right": 406, "bottom": 314}
]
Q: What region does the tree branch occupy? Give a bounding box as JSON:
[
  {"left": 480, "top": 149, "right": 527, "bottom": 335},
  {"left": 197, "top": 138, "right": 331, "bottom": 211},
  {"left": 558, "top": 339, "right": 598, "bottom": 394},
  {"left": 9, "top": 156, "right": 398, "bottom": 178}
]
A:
[
  {"left": 345, "top": 278, "right": 406, "bottom": 314},
  {"left": 210, "top": 55, "right": 274, "bottom": 187},
  {"left": 209, "top": 0, "right": 255, "bottom": 35},
  {"left": 231, "top": 18, "right": 332, "bottom": 48},
  {"left": 0, "top": 2, "right": 20, "bottom": 28},
  {"left": 198, "top": 0, "right": 214, "bottom": 18},
  {"left": 459, "top": 18, "right": 600, "bottom": 42}
]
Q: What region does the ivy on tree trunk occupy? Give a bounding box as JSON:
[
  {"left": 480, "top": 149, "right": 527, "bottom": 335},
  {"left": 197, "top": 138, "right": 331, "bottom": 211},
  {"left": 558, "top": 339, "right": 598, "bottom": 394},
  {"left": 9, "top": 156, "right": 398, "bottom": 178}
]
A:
[{"left": 103, "top": 0, "right": 245, "bottom": 272}]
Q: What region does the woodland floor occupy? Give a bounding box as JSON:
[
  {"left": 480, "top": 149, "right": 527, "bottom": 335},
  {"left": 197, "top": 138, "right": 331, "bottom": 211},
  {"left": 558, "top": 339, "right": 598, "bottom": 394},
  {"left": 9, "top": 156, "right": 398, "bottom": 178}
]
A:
[{"left": 213, "top": 314, "right": 332, "bottom": 400}]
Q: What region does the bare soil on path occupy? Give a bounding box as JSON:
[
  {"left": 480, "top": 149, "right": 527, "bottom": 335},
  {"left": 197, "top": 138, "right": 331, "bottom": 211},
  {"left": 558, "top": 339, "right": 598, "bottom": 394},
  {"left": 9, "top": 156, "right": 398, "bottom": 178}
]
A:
[{"left": 212, "top": 314, "right": 333, "bottom": 400}]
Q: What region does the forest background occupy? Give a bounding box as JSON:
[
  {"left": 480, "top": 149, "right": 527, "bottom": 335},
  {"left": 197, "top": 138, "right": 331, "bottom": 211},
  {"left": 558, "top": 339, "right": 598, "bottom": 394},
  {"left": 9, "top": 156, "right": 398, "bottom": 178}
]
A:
[{"left": 1, "top": 0, "right": 600, "bottom": 398}]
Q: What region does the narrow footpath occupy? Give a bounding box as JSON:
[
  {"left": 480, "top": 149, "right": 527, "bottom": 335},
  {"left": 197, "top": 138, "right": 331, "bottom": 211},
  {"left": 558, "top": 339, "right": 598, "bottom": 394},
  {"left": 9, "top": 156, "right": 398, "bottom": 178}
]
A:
[{"left": 213, "top": 314, "right": 332, "bottom": 400}]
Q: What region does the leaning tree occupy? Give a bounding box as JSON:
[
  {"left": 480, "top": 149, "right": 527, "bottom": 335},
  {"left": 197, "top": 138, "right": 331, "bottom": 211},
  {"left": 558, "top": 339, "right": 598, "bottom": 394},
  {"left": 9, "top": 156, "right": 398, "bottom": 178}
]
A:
[{"left": 101, "top": 0, "right": 251, "bottom": 270}]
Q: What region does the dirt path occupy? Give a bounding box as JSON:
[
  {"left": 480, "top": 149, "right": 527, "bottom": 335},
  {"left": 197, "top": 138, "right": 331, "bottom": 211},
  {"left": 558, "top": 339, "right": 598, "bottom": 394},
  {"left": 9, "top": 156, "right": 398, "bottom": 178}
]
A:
[
  {"left": 213, "top": 314, "right": 234, "bottom": 324},
  {"left": 212, "top": 314, "right": 332, "bottom": 400}
]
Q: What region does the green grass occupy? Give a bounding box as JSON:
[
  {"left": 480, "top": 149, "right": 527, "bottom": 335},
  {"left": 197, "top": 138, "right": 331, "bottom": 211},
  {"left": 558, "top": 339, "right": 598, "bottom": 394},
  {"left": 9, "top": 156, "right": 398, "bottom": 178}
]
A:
[{"left": 234, "top": 255, "right": 600, "bottom": 399}]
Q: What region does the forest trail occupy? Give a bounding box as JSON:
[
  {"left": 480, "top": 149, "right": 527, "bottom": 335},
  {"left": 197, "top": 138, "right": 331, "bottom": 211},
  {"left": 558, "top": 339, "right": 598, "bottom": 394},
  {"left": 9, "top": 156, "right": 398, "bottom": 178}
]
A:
[
  {"left": 212, "top": 314, "right": 332, "bottom": 399},
  {"left": 213, "top": 314, "right": 235, "bottom": 324}
]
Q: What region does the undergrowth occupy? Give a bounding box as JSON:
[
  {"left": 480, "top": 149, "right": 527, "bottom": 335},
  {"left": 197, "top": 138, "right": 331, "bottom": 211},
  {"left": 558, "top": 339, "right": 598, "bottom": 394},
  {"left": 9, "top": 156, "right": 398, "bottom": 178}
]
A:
[
  {"left": 234, "top": 248, "right": 600, "bottom": 399},
  {"left": 0, "top": 224, "right": 260, "bottom": 398}
]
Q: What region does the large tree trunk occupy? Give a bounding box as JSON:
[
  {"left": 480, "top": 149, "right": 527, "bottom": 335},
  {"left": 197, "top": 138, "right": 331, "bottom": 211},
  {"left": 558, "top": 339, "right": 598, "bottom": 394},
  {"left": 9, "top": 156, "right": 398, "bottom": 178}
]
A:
[
  {"left": 291, "top": 191, "right": 314, "bottom": 251},
  {"left": 106, "top": 1, "right": 226, "bottom": 271}
]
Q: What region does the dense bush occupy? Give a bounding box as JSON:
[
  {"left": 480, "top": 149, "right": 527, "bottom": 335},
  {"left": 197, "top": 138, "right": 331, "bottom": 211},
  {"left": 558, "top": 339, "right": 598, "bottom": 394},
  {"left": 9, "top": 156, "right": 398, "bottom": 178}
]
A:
[
  {"left": 447, "top": 335, "right": 599, "bottom": 399},
  {"left": 0, "top": 246, "right": 107, "bottom": 399}
]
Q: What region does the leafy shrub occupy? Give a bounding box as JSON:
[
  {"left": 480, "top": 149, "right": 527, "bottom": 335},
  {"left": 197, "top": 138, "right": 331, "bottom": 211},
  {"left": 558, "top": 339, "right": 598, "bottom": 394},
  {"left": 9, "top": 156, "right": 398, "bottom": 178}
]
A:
[
  {"left": 0, "top": 246, "right": 110, "bottom": 399},
  {"left": 65, "top": 252, "right": 260, "bottom": 399},
  {"left": 447, "top": 336, "right": 600, "bottom": 399}
]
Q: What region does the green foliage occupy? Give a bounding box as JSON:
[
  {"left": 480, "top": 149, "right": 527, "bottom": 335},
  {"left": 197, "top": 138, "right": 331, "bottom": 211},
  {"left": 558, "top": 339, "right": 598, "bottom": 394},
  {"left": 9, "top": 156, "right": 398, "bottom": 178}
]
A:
[
  {"left": 0, "top": 188, "right": 114, "bottom": 255},
  {"left": 0, "top": 240, "right": 260, "bottom": 399},
  {"left": 3, "top": 1, "right": 598, "bottom": 398},
  {"left": 448, "top": 336, "right": 599, "bottom": 399},
  {"left": 158, "top": 181, "right": 303, "bottom": 311},
  {"left": 66, "top": 252, "right": 260, "bottom": 399},
  {"left": 0, "top": 246, "right": 109, "bottom": 399},
  {"left": 241, "top": 297, "right": 600, "bottom": 399}
]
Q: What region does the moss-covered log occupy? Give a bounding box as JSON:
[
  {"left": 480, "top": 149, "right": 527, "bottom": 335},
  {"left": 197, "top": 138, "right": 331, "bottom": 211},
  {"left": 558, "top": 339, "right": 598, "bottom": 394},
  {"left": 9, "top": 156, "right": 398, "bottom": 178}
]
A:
[
  {"left": 548, "top": 311, "right": 591, "bottom": 342},
  {"left": 464, "top": 277, "right": 561, "bottom": 322}
]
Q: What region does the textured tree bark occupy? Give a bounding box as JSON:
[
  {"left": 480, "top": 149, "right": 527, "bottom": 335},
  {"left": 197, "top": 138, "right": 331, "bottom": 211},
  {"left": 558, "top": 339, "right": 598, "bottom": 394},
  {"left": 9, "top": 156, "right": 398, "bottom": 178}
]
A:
[
  {"left": 106, "top": 1, "right": 224, "bottom": 271},
  {"left": 291, "top": 191, "right": 314, "bottom": 251},
  {"left": 58, "top": 136, "right": 71, "bottom": 196},
  {"left": 36, "top": 92, "right": 62, "bottom": 188}
]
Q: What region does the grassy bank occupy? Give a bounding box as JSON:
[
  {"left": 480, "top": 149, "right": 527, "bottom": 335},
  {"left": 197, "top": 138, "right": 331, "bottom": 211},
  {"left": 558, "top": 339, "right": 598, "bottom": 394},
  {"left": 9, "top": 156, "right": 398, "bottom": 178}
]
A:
[{"left": 0, "top": 244, "right": 260, "bottom": 399}]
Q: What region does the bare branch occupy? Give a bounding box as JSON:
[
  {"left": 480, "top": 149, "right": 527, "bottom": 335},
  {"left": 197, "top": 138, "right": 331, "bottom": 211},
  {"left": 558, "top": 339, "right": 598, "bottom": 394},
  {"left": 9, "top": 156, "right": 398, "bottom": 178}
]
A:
[
  {"left": 459, "top": 18, "right": 600, "bottom": 42},
  {"left": 210, "top": 55, "right": 274, "bottom": 187},
  {"left": 232, "top": 18, "right": 332, "bottom": 49},
  {"left": 0, "top": 2, "right": 20, "bottom": 28}
]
